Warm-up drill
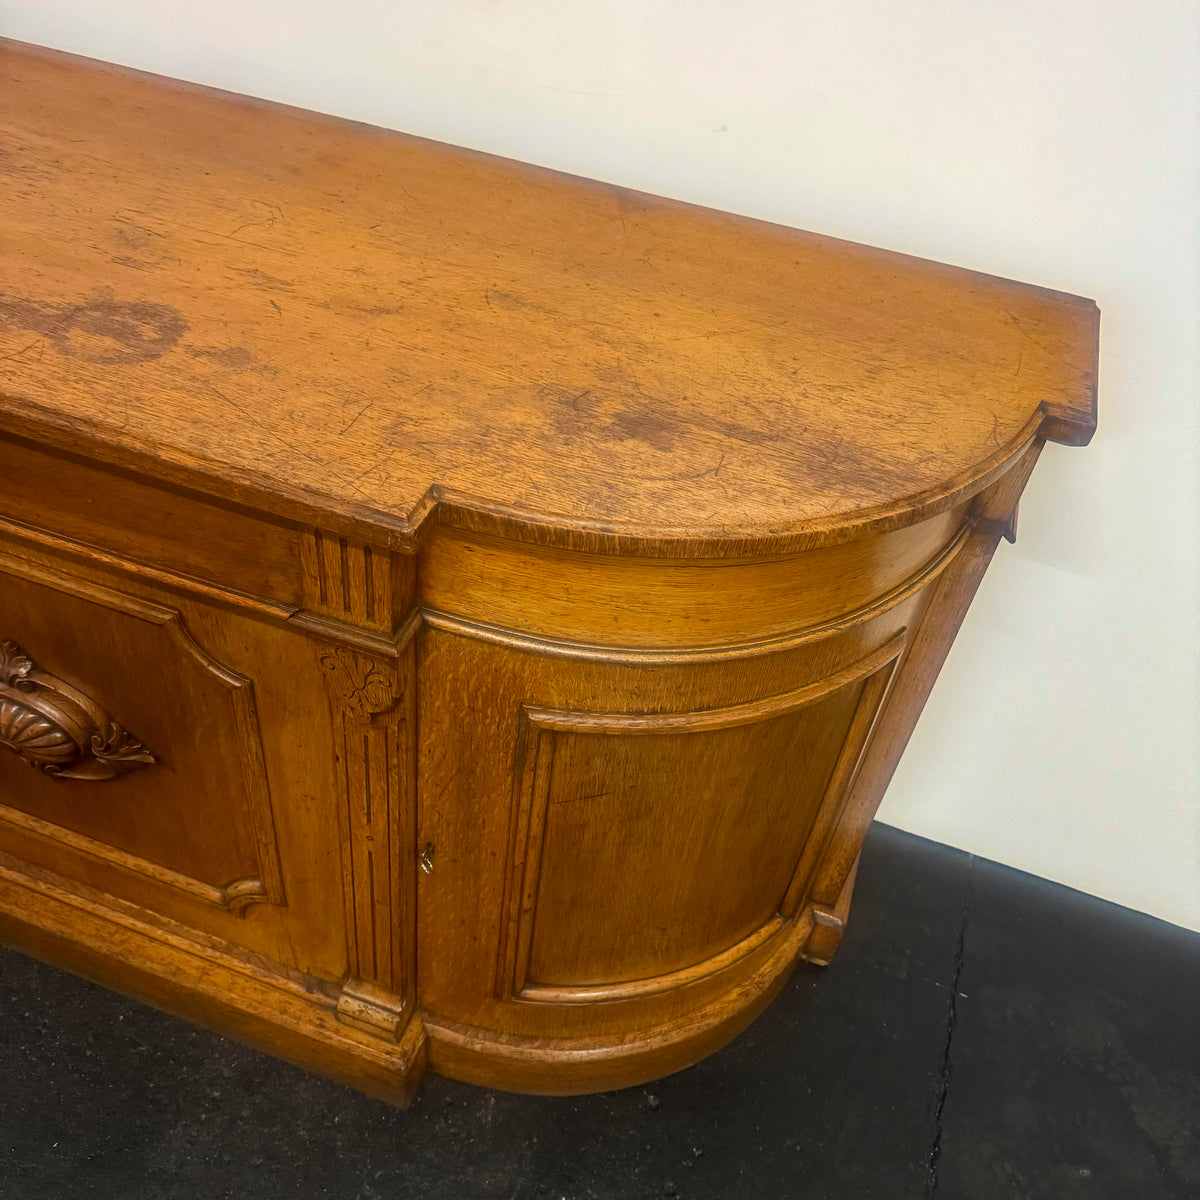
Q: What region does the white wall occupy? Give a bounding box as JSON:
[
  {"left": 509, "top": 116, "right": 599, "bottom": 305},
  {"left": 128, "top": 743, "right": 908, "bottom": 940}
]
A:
[{"left": 4, "top": 1, "right": 1198, "bottom": 930}]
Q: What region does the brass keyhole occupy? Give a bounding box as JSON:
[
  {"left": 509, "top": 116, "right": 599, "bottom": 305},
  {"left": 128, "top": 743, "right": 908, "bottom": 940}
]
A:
[{"left": 418, "top": 842, "right": 436, "bottom": 875}]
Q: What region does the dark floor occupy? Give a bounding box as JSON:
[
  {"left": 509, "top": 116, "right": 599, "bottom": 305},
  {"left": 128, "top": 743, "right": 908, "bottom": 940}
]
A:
[{"left": 1, "top": 824, "right": 1198, "bottom": 1200}]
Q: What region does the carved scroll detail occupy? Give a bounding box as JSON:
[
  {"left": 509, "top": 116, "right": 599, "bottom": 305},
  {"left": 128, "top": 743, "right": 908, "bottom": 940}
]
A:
[{"left": 0, "top": 640, "right": 155, "bottom": 781}]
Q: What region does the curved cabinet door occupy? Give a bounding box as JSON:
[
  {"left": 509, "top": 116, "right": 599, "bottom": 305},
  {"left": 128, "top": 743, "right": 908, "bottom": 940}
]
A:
[{"left": 494, "top": 639, "right": 900, "bottom": 1006}]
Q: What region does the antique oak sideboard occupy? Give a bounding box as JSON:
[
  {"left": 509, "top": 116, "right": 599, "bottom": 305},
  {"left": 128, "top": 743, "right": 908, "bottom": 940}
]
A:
[{"left": 0, "top": 41, "right": 1097, "bottom": 1104}]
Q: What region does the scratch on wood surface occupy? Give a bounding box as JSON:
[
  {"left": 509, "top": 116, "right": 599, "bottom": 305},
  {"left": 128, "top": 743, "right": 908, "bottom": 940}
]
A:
[
  {"left": 432, "top": 765, "right": 465, "bottom": 804},
  {"left": 640, "top": 455, "right": 730, "bottom": 485},
  {"left": 354, "top": 446, "right": 399, "bottom": 485},
  {"left": 227, "top": 200, "right": 285, "bottom": 240},
  {"left": 232, "top": 267, "right": 294, "bottom": 293},
  {"left": 1005, "top": 310, "right": 1055, "bottom": 358},
  {"left": 142, "top": 215, "right": 299, "bottom": 257},
  {"left": 340, "top": 400, "right": 375, "bottom": 437},
  {"left": 210, "top": 385, "right": 336, "bottom": 476},
  {"left": 0, "top": 337, "right": 44, "bottom": 364},
  {"left": 556, "top": 791, "right": 614, "bottom": 805},
  {"left": 115, "top": 221, "right": 166, "bottom": 250},
  {"left": 187, "top": 344, "right": 256, "bottom": 369}
]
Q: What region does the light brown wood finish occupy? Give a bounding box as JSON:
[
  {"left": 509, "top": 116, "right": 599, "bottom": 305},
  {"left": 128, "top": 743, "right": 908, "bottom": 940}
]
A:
[
  {"left": 0, "top": 41, "right": 1096, "bottom": 558},
  {"left": 0, "top": 40, "right": 1095, "bottom": 1101}
]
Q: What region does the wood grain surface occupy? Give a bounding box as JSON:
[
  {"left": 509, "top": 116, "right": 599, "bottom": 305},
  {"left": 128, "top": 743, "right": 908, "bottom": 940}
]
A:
[
  {"left": 0, "top": 39, "right": 1095, "bottom": 557},
  {"left": 0, "top": 40, "right": 1098, "bottom": 1101}
]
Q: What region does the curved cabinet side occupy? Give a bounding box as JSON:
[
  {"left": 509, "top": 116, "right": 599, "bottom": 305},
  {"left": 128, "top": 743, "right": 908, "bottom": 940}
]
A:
[
  {"left": 419, "top": 504, "right": 969, "bottom": 651},
  {"left": 413, "top": 488, "right": 1015, "bottom": 1093}
]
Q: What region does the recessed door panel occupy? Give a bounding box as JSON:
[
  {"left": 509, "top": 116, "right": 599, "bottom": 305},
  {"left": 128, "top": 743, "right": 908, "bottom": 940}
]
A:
[
  {"left": 495, "top": 640, "right": 901, "bottom": 1003},
  {"left": 0, "top": 561, "right": 284, "bottom": 917}
]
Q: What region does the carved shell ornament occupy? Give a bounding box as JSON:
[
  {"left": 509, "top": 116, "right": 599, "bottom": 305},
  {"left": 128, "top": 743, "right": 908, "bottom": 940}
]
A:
[{"left": 0, "top": 640, "right": 156, "bottom": 780}]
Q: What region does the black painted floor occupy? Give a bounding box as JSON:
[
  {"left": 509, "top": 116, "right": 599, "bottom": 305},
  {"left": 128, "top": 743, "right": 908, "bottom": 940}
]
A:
[{"left": 1, "top": 823, "right": 1197, "bottom": 1200}]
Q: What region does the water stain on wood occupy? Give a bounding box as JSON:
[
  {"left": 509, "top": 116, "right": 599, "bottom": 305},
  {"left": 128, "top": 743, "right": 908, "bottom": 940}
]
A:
[
  {"left": 0, "top": 294, "right": 187, "bottom": 364},
  {"left": 606, "top": 406, "right": 681, "bottom": 452}
]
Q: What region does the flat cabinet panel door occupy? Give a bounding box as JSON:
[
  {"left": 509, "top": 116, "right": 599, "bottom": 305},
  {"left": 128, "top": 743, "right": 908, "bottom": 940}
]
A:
[{"left": 0, "top": 566, "right": 283, "bottom": 918}]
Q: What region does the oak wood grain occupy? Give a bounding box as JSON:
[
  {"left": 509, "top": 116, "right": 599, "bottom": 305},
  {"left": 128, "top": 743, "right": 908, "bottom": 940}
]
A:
[
  {"left": 0, "top": 39, "right": 1095, "bottom": 559},
  {"left": 0, "top": 39, "right": 1097, "bottom": 1102}
]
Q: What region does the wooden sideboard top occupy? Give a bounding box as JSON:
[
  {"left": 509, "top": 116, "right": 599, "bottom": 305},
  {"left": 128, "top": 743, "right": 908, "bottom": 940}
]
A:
[{"left": 0, "top": 40, "right": 1097, "bottom": 556}]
